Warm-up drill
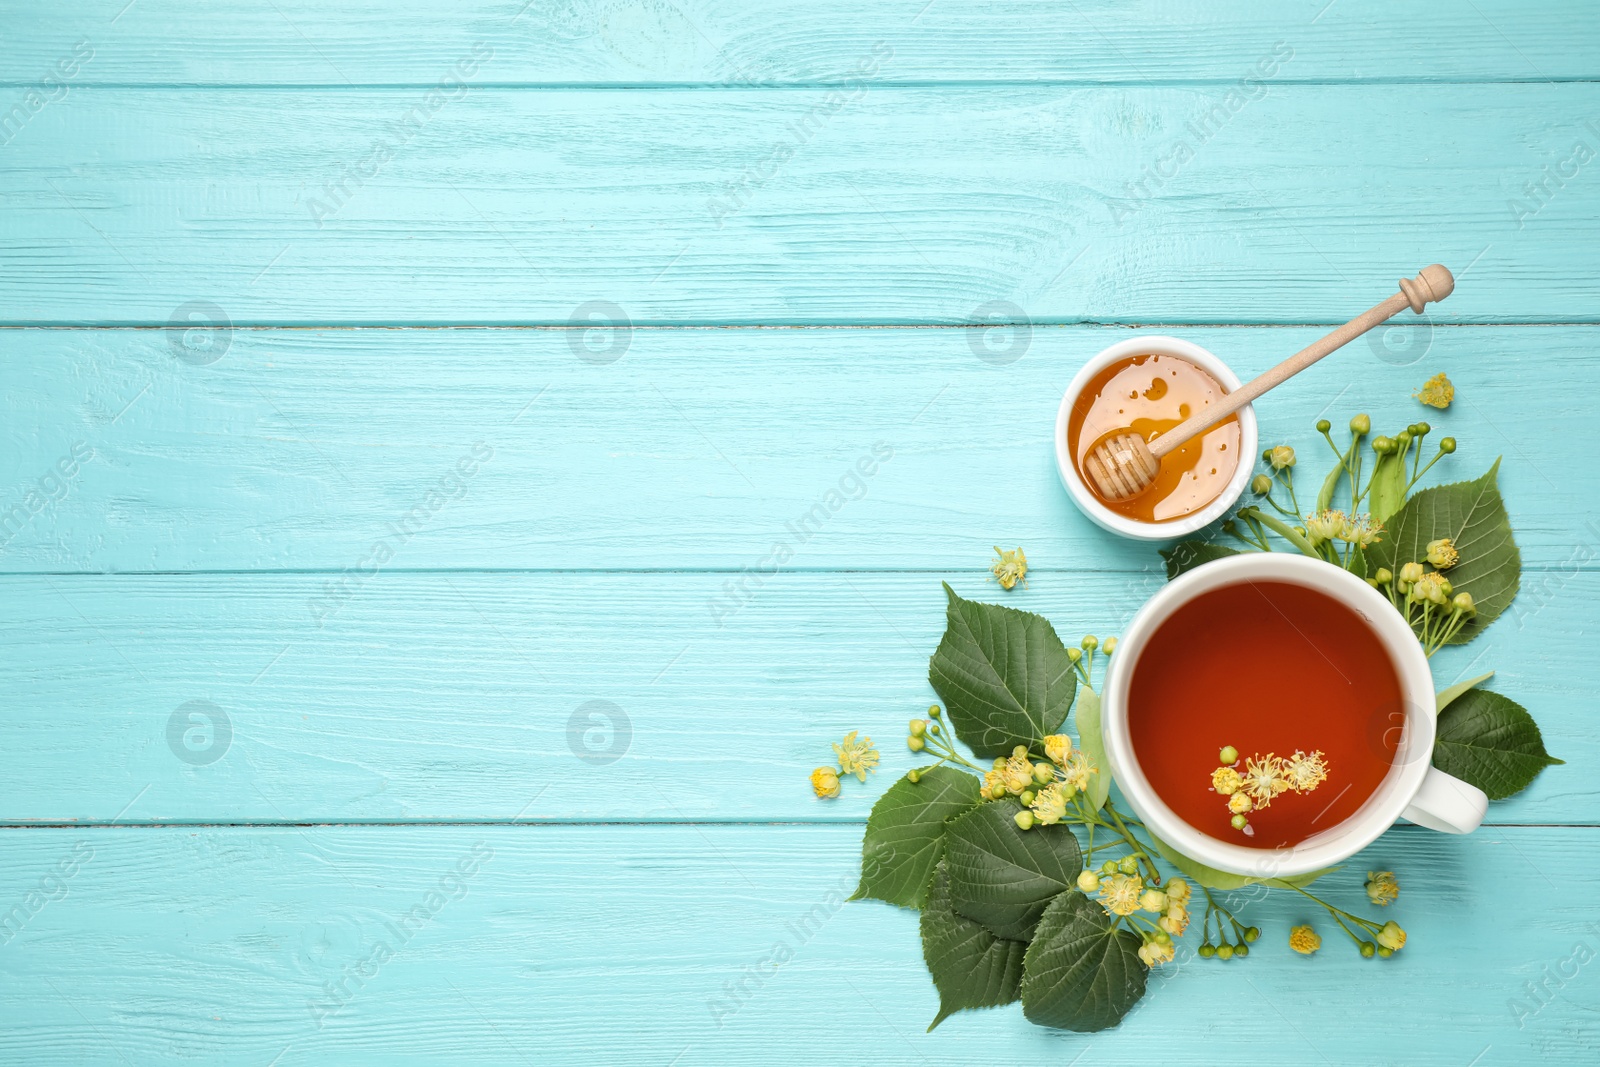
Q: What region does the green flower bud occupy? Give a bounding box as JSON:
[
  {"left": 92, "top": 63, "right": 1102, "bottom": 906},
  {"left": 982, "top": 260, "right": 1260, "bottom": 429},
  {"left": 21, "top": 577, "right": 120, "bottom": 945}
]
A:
[
  {"left": 1399, "top": 561, "right": 1425, "bottom": 584},
  {"left": 1413, "top": 421, "right": 1431, "bottom": 436},
  {"left": 909, "top": 719, "right": 926, "bottom": 737},
  {"left": 1439, "top": 437, "right": 1456, "bottom": 453},
  {"left": 1374, "top": 567, "right": 1393, "bottom": 585},
  {"left": 1019, "top": 789, "right": 1035, "bottom": 807},
  {"left": 1350, "top": 414, "right": 1371, "bottom": 435},
  {"left": 1230, "top": 814, "right": 1248, "bottom": 830},
  {"left": 1261, "top": 448, "right": 1274, "bottom": 462},
  {"left": 1013, "top": 745, "right": 1030, "bottom": 759},
  {"left": 1360, "top": 941, "right": 1376, "bottom": 958},
  {"left": 1453, "top": 591, "right": 1476, "bottom": 615},
  {"left": 1219, "top": 745, "right": 1239, "bottom": 764},
  {"left": 1100, "top": 860, "right": 1118, "bottom": 875},
  {"left": 1077, "top": 870, "right": 1100, "bottom": 893},
  {"left": 1269, "top": 445, "right": 1296, "bottom": 470},
  {"left": 1067, "top": 647, "right": 1082, "bottom": 663},
  {"left": 1315, "top": 419, "right": 1332, "bottom": 434},
  {"left": 1251, "top": 473, "right": 1274, "bottom": 495},
  {"left": 1033, "top": 762, "right": 1054, "bottom": 785},
  {"left": 1103, "top": 637, "right": 1118, "bottom": 655},
  {"left": 992, "top": 757, "right": 1007, "bottom": 770},
  {"left": 1081, "top": 635, "right": 1099, "bottom": 651},
  {"left": 1014, "top": 809, "right": 1035, "bottom": 830},
  {"left": 989, "top": 783, "right": 1008, "bottom": 800},
  {"left": 1292, "top": 526, "right": 1306, "bottom": 539},
  {"left": 1155, "top": 930, "right": 1172, "bottom": 946},
  {"left": 1118, "top": 856, "right": 1139, "bottom": 875},
  {"left": 928, "top": 704, "right": 942, "bottom": 718},
  {"left": 1377, "top": 946, "right": 1393, "bottom": 958},
  {"left": 1244, "top": 926, "right": 1260, "bottom": 942},
  {"left": 907, "top": 735, "right": 925, "bottom": 752},
  {"left": 1216, "top": 944, "right": 1235, "bottom": 960},
  {"left": 1395, "top": 430, "right": 1413, "bottom": 450},
  {"left": 1198, "top": 943, "right": 1216, "bottom": 959},
  {"left": 907, "top": 769, "right": 921, "bottom": 784},
  {"left": 1234, "top": 944, "right": 1250, "bottom": 958},
  {"left": 1371, "top": 436, "right": 1395, "bottom": 455}
]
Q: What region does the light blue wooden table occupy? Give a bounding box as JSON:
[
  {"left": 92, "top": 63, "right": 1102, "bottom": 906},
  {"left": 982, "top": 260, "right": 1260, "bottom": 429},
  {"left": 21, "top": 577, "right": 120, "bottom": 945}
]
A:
[{"left": 2, "top": 2, "right": 1596, "bottom": 1062}]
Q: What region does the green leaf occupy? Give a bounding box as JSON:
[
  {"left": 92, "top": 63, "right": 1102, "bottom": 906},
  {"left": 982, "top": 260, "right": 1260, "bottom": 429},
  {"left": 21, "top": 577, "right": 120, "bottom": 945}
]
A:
[
  {"left": 1146, "top": 831, "right": 1336, "bottom": 891},
  {"left": 1160, "top": 540, "right": 1240, "bottom": 580},
  {"left": 920, "top": 862, "right": 1027, "bottom": 1031},
  {"left": 1367, "top": 459, "right": 1521, "bottom": 643},
  {"left": 945, "top": 800, "right": 1083, "bottom": 940},
  {"left": 1020, "top": 891, "right": 1146, "bottom": 1032},
  {"left": 1434, "top": 688, "right": 1563, "bottom": 800},
  {"left": 853, "top": 766, "right": 984, "bottom": 908},
  {"left": 1073, "top": 687, "right": 1111, "bottom": 811},
  {"left": 1366, "top": 451, "right": 1408, "bottom": 525},
  {"left": 928, "top": 583, "right": 1077, "bottom": 758},
  {"left": 1436, "top": 671, "right": 1495, "bottom": 714},
  {"left": 1316, "top": 452, "right": 1346, "bottom": 514}
]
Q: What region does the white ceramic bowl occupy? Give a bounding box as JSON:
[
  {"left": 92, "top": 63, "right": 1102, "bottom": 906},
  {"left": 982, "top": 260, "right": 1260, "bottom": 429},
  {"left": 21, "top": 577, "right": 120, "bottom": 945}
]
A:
[
  {"left": 1054, "top": 336, "right": 1258, "bottom": 541},
  {"left": 1100, "top": 552, "right": 1488, "bottom": 878}
]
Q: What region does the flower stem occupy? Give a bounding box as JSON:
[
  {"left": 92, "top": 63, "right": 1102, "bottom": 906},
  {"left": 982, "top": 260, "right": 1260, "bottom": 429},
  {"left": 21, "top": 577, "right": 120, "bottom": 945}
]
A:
[{"left": 1236, "top": 507, "right": 1319, "bottom": 558}]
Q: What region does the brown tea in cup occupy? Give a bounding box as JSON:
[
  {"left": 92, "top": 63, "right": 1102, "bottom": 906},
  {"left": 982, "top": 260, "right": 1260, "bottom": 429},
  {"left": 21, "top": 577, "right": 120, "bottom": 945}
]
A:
[{"left": 1126, "top": 580, "right": 1402, "bottom": 850}]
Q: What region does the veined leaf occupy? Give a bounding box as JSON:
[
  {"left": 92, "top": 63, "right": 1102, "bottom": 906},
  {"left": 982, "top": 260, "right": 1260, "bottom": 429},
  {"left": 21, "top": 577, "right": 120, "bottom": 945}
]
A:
[
  {"left": 945, "top": 800, "right": 1083, "bottom": 941},
  {"left": 1368, "top": 459, "right": 1520, "bottom": 643},
  {"left": 1073, "top": 687, "right": 1111, "bottom": 811},
  {"left": 928, "top": 583, "right": 1076, "bottom": 758},
  {"left": 1020, "top": 891, "right": 1146, "bottom": 1032},
  {"left": 1160, "top": 540, "right": 1240, "bottom": 580},
  {"left": 1434, "top": 688, "right": 1563, "bottom": 800},
  {"left": 920, "top": 863, "right": 1027, "bottom": 1031},
  {"left": 853, "top": 766, "right": 983, "bottom": 908}
]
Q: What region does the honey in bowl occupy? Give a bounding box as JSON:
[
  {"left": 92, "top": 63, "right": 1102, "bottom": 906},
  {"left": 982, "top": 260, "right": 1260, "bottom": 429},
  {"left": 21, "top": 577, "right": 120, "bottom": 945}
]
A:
[
  {"left": 1126, "top": 581, "right": 1402, "bottom": 850},
  {"left": 1066, "top": 354, "right": 1239, "bottom": 523}
]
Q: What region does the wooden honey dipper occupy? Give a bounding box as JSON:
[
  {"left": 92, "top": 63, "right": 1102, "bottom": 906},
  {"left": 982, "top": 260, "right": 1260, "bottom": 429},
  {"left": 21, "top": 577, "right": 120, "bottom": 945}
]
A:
[{"left": 1083, "top": 265, "right": 1456, "bottom": 503}]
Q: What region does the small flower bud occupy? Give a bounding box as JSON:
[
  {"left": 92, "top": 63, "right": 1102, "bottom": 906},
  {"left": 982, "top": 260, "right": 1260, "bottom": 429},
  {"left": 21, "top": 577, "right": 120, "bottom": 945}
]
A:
[
  {"left": 1228, "top": 792, "right": 1254, "bottom": 814},
  {"left": 1102, "top": 636, "right": 1117, "bottom": 655},
  {"left": 1081, "top": 635, "right": 1099, "bottom": 652},
  {"left": 810, "top": 767, "right": 841, "bottom": 799},
  {"left": 1234, "top": 944, "right": 1250, "bottom": 958},
  {"left": 1371, "top": 435, "right": 1395, "bottom": 455},
  {"left": 1244, "top": 926, "right": 1260, "bottom": 942},
  {"left": 1216, "top": 944, "right": 1235, "bottom": 960},
  {"left": 1139, "top": 889, "right": 1167, "bottom": 913},
  {"left": 1413, "top": 421, "right": 1431, "bottom": 436},
  {"left": 1315, "top": 418, "right": 1332, "bottom": 434},
  {"left": 989, "top": 784, "right": 1008, "bottom": 800},
  {"left": 907, "top": 769, "right": 921, "bottom": 784},
  {"left": 1067, "top": 647, "right": 1082, "bottom": 663},
  {"left": 1438, "top": 437, "right": 1456, "bottom": 453},
  {"left": 1399, "top": 561, "right": 1425, "bottom": 584},
  {"left": 1374, "top": 567, "right": 1393, "bottom": 585},
  {"left": 992, "top": 757, "right": 1006, "bottom": 770},
  {"left": 1261, "top": 448, "right": 1274, "bottom": 462},
  {"left": 1230, "top": 814, "right": 1249, "bottom": 830},
  {"left": 1100, "top": 860, "right": 1118, "bottom": 876},
  {"left": 1013, "top": 745, "right": 1029, "bottom": 759},
  {"left": 1014, "top": 809, "right": 1035, "bottom": 830},
  {"left": 1395, "top": 429, "right": 1413, "bottom": 449},
  {"left": 1077, "top": 870, "right": 1100, "bottom": 893},
  {"left": 1360, "top": 941, "right": 1376, "bottom": 958},
  {"left": 1377, "top": 946, "right": 1393, "bottom": 958},
  {"left": 1019, "top": 789, "right": 1035, "bottom": 807},
  {"left": 909, "top": 719, "right": 926, "bottom": 737},
  {"left": 1117, "top": 856, "right": 1139, "bottom": 875},
  {"left": 1251, "top": 473, "right": 1273, "bottom": 495},
  {"left": 1453, "top": 591, "right": 1476, "bottom": 615},
  {"left": 1350, "top": 414, "right": 1371, "bottom": 435},
  {"left": 1198, "top": 943, "right": 1216, "bottom": 959},
  {"left": 1269, "top": 445, "right": 1296, "bottom": 470},
  {"left": 1219, "top": 745, "right": 1239, "bottom": 764},
  {"left": 928, "top": 704, "right": 942, "bottom": 718},
  {"left": 907, "top": 735, "right": 925, "bottom": 751},
  {"left": 1376, "top": 921, "right": 1406, "bottom": 951}
]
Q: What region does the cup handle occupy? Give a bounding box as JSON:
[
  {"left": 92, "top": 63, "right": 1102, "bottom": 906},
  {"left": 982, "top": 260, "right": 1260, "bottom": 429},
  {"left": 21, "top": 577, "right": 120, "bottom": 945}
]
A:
[{"left": 1401, "top": 767, "right": 1488, "bottom": 834}]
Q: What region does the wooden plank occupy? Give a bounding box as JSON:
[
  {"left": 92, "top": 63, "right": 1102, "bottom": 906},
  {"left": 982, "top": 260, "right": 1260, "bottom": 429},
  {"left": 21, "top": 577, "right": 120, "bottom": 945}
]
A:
[
  {"left": 0, "top": 570, "right": 1577, "bottom": 824},
  {"left": 2, "top": 86, "right": 1597, "bottom": 324},
  {"left": 0, "top": 823, "right": 1591, "bottom": 1063},
  {"left": 3, "top": 1, "right": 1597, "bottom": 85},
  {"left": 1, "top": 325, "right": 1593, "bottom": 572}
]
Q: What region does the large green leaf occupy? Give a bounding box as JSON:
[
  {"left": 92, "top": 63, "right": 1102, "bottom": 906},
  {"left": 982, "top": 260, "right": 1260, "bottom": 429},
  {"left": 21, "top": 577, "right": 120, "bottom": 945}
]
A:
[
  {"left": 1020, "top": 891, "right": 1146, "bottom": 1032},
  {"left": 945, "top": 800, "right": 1083, "bottom": 940},
  {"left": 1160, "top": 540, "right": 1240, "bottom": 580},
  {"left": 1434, "top": 688, "right": 1563, "bottom": 800},
  {"left": 1146, "top": 831, "right": 1336, "bottom": 891},
  {"left": 920, "top": 862, "right": 1027, "bottom": 1031},
  {"left": 927, "top": 583, "right": 1076, "bottom": 758},
  {"left": 1073, "top": 687, "right": 1111, "bottom": 811},
  {"left": 852, "top": 766, "right": 984, "bottom": 908},
  {"left": 1367, "top": 459, "right": 1520, "bottom": 643}
]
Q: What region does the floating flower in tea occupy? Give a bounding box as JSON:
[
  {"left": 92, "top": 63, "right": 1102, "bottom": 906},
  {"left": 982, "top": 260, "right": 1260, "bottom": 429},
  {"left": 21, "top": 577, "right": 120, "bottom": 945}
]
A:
[{"left": 1211, "top": 747, "right": 1330, "bottom": 833}]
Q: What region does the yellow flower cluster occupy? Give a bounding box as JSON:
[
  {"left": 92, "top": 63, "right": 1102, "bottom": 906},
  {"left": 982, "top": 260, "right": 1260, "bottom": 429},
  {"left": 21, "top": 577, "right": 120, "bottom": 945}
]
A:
[
  {"left": 1289, "top": 924, "right": 1322, "bottom": 955},
  {"left": 1077, "top": 868, "right": 1190, "bottom": 967},
  {"left": 1414, "top": 371, "right": 1454, "bottom": 409},
  {"left": 1210, "top": 746, "right": 1329, "bottom": 833},
  {"left": 1303, "top": 509, "right": 1384, "bottom": 548},
  {"left": 994, "top": 737, "right": 1100, "bottom": 831},
  {"left": 810, "top": 731, "right": 881, "bottom": 799},
  {"left": 991, "top": 546, "right": 1028, "bottom": 590},
  {"left": 1365, "top": 870, "right": 1400, "bottom": 907}
]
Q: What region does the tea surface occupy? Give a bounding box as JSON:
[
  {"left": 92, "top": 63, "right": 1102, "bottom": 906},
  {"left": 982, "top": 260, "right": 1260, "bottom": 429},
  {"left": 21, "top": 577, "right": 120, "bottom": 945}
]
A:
[
  {"left": 1067, "top": 354, "right": 1240, "bottom": 523},
  {"left": 1127, "top": 581, "right": 1402, "bottom": 850}
]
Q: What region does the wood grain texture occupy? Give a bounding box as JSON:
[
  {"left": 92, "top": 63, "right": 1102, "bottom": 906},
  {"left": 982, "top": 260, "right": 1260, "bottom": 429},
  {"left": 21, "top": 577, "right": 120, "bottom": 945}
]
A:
[
  {"left": 2, "top": 325, "right": 1593, "bottom": 572},
  {"left": 3, "top": 0, "right": 1597, "bottom": 85},
  {"left": 3, "top": 85, "right": 1598, "bottom": 324},
  {"left": 0, "top": 823, "right": 1592, "bottom": 1064},
  {"left": 0, "top": 570, "right": 1577, "bottom": 824}
]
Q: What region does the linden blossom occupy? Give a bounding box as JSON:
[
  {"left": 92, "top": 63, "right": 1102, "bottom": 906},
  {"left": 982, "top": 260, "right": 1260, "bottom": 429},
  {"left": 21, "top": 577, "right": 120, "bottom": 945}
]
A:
[{"left": 706, "top": 441, "right": 893, "bottom": 627}]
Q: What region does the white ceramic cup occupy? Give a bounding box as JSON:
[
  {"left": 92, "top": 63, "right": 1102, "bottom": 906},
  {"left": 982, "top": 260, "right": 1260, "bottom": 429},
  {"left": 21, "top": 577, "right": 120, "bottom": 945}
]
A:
[
  {"left": 1101, "top": 552, "right": 1488, "bottom": 878},
  {"left": 1055, "top": 336, "right": 1258, "bottom": 542}
]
